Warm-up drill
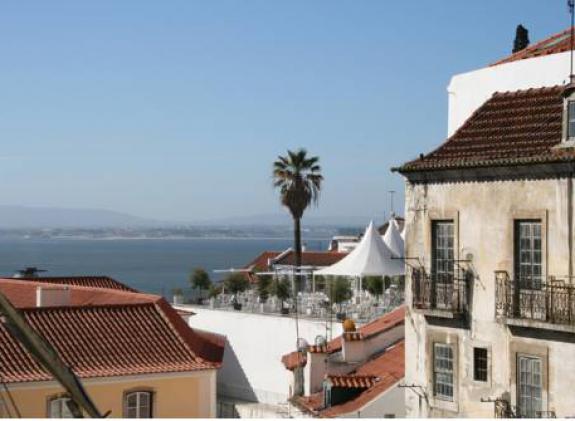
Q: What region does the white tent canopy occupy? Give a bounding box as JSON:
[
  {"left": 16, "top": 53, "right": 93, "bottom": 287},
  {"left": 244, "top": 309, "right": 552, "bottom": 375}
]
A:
[
  {"left": 383, "top": 217, "right": 404, "bottom": 258},
  {"left": 315, "top": 221, "right": 404, "bottom": 278}
]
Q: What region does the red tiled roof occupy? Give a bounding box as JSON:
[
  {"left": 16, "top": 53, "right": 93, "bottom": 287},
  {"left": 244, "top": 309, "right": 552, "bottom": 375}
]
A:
[
  {"left": 281, "top": 351, "right": 307, "bottom": 371},
  {"left": 245, "top": 250, "right": 348, "bottom": 283},
  {"left": 0, "top": 278, "right": 157, "bottom": 308},
  {"left": 306, "top": 306, "right": 405, "bottom": 355},
  {"left": 0, "top": 279, "right": 224, "bottom": 383},
  {"left": 246, "top": 250, "right": 347, "bottom": 272},
  {"left": 492, "top": 27, "right": 574, "bottom": 66},
  {"left": 322, "top": 341, "right": 405, "bottom": 417},
  {"left": 17, "top": 276, "right": 137, "bottom": 292},
  {"left": 294, "top": 341, "right": 405, "bottom": 418},
  {"left": 396, "top": 86, "right": 569, "bottom": 173}
]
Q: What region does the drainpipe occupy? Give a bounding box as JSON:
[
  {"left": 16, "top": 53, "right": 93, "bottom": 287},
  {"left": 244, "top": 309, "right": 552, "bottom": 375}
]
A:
[{"left": 569, "top": 172, "right": 574, "bottom": 281}]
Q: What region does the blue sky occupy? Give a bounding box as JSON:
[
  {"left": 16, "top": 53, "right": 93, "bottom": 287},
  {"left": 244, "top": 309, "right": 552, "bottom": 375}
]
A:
[{"left": 0, "top": 0, "right": 568, "bottom": 222}]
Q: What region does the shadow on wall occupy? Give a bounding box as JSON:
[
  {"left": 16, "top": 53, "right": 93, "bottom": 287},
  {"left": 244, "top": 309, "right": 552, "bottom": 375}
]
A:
[{"left": 217, "top": 338, "right": 258, "bottom": 402}]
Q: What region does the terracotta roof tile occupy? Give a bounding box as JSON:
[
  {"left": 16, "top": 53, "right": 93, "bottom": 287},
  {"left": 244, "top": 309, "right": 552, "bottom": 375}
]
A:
[
  {"left": 17, "top": 276, "right": 137, "bottom": 292},
  {"left": 493, "top": 27, "right": 574, "bottom": 66},
  {"left": 327, "top": 374, "right": 375, "bottom": 388},
  {"left": 294, "top": 340, "right": 405, "bottom": 418},
  {"left": 0, "top": 279, "right": 224, "bottom": 383},
  {"left": 396, "top": 86, "right": 568, "bottom": 173},
  {"left": 281, "top": 351, "right": 307, "bottom": 371}
]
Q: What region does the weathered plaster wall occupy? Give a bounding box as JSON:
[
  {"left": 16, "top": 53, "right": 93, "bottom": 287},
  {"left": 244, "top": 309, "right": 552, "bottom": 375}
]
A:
[{"left": 404, "top": 177, "right": 575, "bottom": 417}]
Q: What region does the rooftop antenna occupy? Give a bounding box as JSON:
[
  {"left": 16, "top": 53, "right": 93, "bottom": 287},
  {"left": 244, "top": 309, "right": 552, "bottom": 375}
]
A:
[
  {"left": 388, "top": 190, "right": 396, "bottom": 218},
  {"left": 570, "top": 0, "right": 575, "bottom": 84}
]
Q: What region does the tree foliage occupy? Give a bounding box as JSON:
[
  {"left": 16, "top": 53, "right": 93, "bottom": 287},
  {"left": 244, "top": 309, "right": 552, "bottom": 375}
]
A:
[
  {"left": 270, "top": 278, "right": 291, "bottom": 303},
  {"left": 224, "top": 273, "right": 249, "bottom": 295},
  {"left": 328, "top": 277, "right": 353, "bottom": 305},
  {"left": 272, "top": 149, "right": 323, "bottom": 291},
  {"left": 190, "top": 267, "right": 211, "bottom": 291},
  {"left": 363, "top": 276, "right": 392, "bottom": 298},
  {"left": 257, "top": 274, "right": 272, "bottom": 302}
]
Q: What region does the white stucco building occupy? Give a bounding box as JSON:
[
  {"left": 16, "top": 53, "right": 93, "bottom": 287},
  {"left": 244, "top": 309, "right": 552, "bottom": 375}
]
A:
[{"left": 394, "top": 27, "right": 575, "bottom": 417}]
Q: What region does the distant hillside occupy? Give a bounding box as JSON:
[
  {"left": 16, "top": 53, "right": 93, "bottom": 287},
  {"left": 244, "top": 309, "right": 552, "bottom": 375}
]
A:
[
  {"left": 191, "top": 213, "right": 382, "bottom": 227},
  {"left": 0, "top": 206, "right": 161, "bottom": 228}
]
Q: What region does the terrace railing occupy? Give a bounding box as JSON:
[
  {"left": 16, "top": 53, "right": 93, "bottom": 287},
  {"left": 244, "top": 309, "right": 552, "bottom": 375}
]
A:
[
  {"left": 411, "top": 267, "right": 469, "bottom": 315},
  {"left": 495, "top": 271, "right": 575, "bottom": 327}
]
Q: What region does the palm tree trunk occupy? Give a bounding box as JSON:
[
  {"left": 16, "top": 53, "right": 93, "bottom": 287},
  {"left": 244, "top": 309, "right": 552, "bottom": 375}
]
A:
[{"left": 294, "top": 216, "right": 302, "bottom": 292}]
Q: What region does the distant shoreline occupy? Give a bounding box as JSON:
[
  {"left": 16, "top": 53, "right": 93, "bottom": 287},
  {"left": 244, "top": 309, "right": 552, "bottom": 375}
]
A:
[{"left": 0, "top": 236, "right": 331, "bottom": 242}]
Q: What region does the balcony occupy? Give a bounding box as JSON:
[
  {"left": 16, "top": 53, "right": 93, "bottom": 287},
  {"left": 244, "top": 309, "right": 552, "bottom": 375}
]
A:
[
  {"left": 411, "top": 268, "right": 469, "bottom": 318},
  {"left": 495, "top": 271, "right": 575, "bottom": 333}
]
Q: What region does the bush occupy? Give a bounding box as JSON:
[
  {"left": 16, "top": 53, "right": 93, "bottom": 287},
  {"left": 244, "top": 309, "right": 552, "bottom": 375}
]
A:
[
  {"left": 363, "top": 276, "right": 384, "bottom": 298},
  {"left": 328, "top": 277, "right": 352, "bottom": 309},
  {"left": 224, "top": 273, "right": 250, "bottom": 295}
]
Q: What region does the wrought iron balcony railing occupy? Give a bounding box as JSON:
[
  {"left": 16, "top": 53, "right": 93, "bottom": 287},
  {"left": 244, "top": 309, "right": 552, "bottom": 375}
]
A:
[
  {"left": 411, "top": 268, "right": 469, "bottom": 315},
  {"left": 495, "top": 271, "right": 575, "bottom": 328}
]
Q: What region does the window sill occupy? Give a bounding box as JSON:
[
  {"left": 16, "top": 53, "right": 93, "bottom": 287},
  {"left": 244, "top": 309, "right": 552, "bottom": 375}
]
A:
[{"left": 430, "top": 396, "right": 459, "bottom": 414}]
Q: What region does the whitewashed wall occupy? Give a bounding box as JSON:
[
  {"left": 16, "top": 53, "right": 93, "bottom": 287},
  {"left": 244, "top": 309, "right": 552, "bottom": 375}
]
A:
[
  {"left": 185, "top": 307, "right": 343, "bottom": 404},
  {"left": 447, "top": 52, "right": 572, "bottom": 137}
]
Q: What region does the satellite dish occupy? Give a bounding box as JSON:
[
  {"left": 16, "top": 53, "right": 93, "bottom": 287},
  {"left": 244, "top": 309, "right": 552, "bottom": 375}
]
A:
[
  {"left": 315, "top": 335, "right": 327, "bottom": 347},
  {"left": 296, "top": 338, "right": 309, "bottom": 352}
]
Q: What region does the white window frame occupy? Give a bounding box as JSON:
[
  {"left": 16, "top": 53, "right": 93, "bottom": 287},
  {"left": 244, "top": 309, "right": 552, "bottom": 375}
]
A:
[
  {"left": 124, "top": 391, "right": 153, "bottom": 418},
  {"left": 517, "top": 355, "right": 543, "bottom": 418},
  {"left": 568, "top": 101, "right": 575, "bottom": 140},
  {"left": 433, "top": 343, "right": 454, "bottom": 401},
  {"left": 48, "top": 396, "right": 73, "bottom": 418}
]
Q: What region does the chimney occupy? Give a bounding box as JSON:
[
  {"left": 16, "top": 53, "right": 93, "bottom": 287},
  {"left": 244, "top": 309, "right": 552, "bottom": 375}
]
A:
[
  {"left": 36, "top": 286, "right": 70, "bottom": 307},
  {"left": 512, "top": 24, "right": 530, "bottom": 53},
  {"left": 341, "top": 319, "right": 366, "bottom": 363}
]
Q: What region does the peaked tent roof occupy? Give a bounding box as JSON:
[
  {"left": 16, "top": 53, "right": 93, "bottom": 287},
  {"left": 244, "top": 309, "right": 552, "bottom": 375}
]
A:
[
  {"left": 315, "top": 222, "right": 404, "bottom": 277},
  {"left": 382, "top": 218, "right": 404, "bottom": 258}
]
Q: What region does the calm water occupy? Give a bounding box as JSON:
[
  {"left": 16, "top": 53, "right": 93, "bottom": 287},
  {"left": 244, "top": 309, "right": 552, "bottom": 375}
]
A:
[{"left": 0, "top": 238, "right": 329, "bottom": 296}]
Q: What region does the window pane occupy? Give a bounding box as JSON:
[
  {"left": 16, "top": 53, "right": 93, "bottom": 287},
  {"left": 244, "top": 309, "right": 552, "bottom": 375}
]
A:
[
  {"left": 49, "top": 398, "right": 73, "bottom": 418},
  {"left": 434, "top": 343, "right": 454, "bottom": 401},
  {"left": 515, "top": 220, "right": 542, "bottom": 289},
  {"left": 125, "top": 392, "right": 152, "bottom": 418},
  {"left": 518, "top": 356, "right": 543, "bottom": 417},
  {"left": 473, "top": 347, "right": 488, "bottom": 382}
]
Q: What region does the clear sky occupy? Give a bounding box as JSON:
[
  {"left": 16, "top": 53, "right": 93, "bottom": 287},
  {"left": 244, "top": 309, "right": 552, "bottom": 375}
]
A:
[{"left": 0, "top": 0, "right": 568, "bottom": 222}]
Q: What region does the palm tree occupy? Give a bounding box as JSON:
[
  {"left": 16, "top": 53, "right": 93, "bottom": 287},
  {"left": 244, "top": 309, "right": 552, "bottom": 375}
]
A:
[{"left": 273, "top": 149, "right": 323, "bottom": 291}]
